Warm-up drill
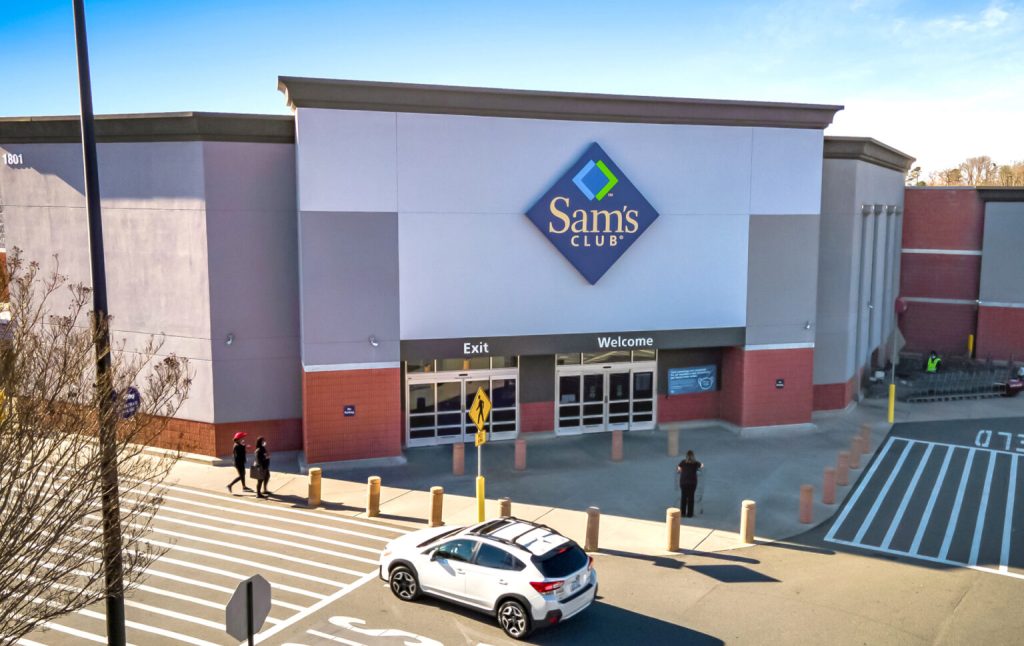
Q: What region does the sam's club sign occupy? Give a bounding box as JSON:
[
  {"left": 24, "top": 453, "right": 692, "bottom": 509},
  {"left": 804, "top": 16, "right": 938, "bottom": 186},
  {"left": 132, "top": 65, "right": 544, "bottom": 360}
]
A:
[{"left": 525, "top": 142, "right": 660, "bottom": 284}]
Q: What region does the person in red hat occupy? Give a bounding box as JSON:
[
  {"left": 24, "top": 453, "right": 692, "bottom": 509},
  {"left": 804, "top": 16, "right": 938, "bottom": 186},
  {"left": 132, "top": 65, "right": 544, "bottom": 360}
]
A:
[{"left": 227, "top": 432, "right": 253, "bottom": 493}]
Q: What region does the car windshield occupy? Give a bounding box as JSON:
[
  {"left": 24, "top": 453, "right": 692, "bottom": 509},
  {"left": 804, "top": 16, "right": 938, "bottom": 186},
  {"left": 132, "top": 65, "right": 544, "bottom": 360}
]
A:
[
  {"left": 416, "top": 527, "right": 463, "bottom": 548},
  {"left": 534, "top": 543, "right": 588, "bottom": 578}
]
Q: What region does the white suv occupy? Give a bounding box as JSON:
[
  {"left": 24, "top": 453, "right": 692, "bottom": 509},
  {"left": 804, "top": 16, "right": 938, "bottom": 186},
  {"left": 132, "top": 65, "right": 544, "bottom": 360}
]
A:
[{"left": 379, "top": 517, "right": 598, "bottom": 640}]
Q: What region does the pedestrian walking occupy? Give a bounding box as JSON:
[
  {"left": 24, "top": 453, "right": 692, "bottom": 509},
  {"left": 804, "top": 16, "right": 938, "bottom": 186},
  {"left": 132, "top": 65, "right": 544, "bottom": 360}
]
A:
[
  {"left": 677, "top": 450, "right": 703, "bottom": 518},
  {"left": 254, "top": 436, "right": 272, "bottom": 499},
  {"left": 227, "top": 432, "right": 253, "bottom": 493}
]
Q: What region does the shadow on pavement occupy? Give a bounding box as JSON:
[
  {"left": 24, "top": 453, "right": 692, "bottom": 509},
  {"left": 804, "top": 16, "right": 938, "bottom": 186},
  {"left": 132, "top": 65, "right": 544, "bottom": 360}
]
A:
[
  {"left": 529, "top": 601, "right": 723, "bottom": 645},
  {"left": 596, "top": 547, "right": 686, "bottom": 569},
  {"left": 686, "top": 564, "right": 780, "bottom": 583},
  {"left": 752, "top": 539, "right": 835, "bottom": 555}
]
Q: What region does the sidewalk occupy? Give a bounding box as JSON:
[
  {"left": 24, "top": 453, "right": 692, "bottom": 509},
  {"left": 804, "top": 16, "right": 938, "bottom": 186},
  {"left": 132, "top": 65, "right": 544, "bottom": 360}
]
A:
[{"left": 167, "top": 395, "right": 1024, "bottom": 558}]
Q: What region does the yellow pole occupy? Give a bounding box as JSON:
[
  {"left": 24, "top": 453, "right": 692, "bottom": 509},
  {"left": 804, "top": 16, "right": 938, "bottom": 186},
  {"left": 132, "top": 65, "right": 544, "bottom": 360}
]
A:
[
  {"left": 887, "top": 383, "right": 896, "bottom": 424},
  {"left": 968, "top": 334, "right": 975, "bottom": 358},
  {"left": 476, "top": 475, "right": 485, "bottom": 522}
]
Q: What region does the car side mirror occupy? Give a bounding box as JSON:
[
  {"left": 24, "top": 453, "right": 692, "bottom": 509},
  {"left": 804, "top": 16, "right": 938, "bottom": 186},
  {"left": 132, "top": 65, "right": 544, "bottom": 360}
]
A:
[{"left": 430, "top": 550, "right": 442, "bottom": 561}]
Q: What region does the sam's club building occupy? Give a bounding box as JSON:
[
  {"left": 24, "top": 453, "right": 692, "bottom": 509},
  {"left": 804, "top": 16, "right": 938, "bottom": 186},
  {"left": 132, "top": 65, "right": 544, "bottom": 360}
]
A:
[{"left": 0, "top": 78, "right": 913, "bottom": 465}]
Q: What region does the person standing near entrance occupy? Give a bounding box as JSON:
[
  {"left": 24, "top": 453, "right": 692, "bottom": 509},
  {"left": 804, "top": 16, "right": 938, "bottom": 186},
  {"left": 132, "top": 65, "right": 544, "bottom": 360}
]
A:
[
  {"left": 227, "top": 432, "right": 253, "bottom": 493},
  {"left": 677, "top": 450, "right": 703, "bottom": 518}
]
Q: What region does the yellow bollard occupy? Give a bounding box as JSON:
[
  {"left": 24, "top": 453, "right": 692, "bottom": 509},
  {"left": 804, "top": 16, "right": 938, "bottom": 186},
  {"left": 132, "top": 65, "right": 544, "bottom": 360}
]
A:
[
  {"left": 367, "top": 476, "right": 381, "bottom": 517},
  {"left": 968, "top": 333, "right": 975, "bottom": 358},
  {"left": 667, "top": 508, "right": 681, "bottom": 551},
  {"left": 888, "top": 384, "right": 896, "bottom": 424},
  {"left": 476, "top": 476, "right": 485, "bottom": 522},
  {"left": 307, "top": 467, "right": 322, "bottom": 507},
  {"left": 740, "top": 500, "right": 756, "bottom": 544},
  {"left": 585, "top": 507, "right": 601, "bottom": 552},
  {"left": 430, "top": 486, "right": 444, "bottom": 527}
]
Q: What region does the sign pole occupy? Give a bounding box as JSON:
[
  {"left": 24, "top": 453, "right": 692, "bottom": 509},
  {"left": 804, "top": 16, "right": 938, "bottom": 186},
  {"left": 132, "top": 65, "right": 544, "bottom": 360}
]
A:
[
  {"left": 476, "top": 425, "right": 485, "bottom": 522},
  {"left": 246, "top": 580, "right": 254, "bottom": 646}
]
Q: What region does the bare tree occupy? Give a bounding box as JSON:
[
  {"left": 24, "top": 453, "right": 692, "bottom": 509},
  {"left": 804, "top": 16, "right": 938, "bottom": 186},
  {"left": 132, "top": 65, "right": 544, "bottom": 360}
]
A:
[
  {"left": 929, "top": 167, "right": 964, "bottom": 186},
  {"left": 959, "top": 156, "right": 999, "bottom": 186},
  {"left": 998, "top": 161, "right": 1024, "bottom": 186},
  {"left": 0, "top": 251, "right": 191, "bottom": 644},
  {"left": 905, "top": 166, "right": 922, "bottom": 186}
]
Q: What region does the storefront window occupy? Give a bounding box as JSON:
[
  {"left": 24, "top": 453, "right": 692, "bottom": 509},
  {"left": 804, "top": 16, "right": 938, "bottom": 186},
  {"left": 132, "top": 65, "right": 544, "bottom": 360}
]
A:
[
  {"left": 406, "top": 360, "right": 435, "bottom": 373},
  {"left": 490, "top": 356, "right": 519, "bottom": 369},
  {"left": 556, "top": 353, "right": 581, "bottom": 365},
  {"left": 632, "top": 349, "right": 656, "bottom": 361},
  {"left": 437, "top": 357, "right": 490, "bottom": 371},
  {"left": 582, "top": 351, "right": 631, "bottom": 364},
  {"left": 409, "top": 383, "right": 435, "bottom": 414}
]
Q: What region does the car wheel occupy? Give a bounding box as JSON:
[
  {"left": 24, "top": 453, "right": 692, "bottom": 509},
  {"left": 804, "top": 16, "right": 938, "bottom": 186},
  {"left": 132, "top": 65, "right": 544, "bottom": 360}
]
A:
[
  {"left": 497, "top": 599, "right": 532, "bottom": 640},
  {"left": 389, "top": 565, "right": 420, "bottom": 601}
]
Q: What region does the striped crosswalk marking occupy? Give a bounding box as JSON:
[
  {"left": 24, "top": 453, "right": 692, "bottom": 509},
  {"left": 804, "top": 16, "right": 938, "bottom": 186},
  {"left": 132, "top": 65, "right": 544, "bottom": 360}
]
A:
[{"left": 826, "top": 436, "right": 1024, "bottom": 581}]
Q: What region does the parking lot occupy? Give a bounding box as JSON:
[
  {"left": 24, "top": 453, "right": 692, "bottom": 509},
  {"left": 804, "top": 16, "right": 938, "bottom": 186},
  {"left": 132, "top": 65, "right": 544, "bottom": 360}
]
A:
[{"left": 22, "top": 483, "right": 410, "bottom": 645}]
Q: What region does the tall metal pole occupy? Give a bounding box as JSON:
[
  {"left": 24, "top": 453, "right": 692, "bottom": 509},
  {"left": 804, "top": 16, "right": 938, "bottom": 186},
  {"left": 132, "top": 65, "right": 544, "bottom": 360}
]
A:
[{"left": 72, "top": 1, "right": 126, "bottom": 644}]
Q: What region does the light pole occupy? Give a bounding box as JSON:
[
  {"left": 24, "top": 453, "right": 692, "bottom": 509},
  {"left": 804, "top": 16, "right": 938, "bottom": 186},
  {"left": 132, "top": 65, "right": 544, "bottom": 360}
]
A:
[{"left": 71, "top": 1, "right": 126, "bottom": 644}]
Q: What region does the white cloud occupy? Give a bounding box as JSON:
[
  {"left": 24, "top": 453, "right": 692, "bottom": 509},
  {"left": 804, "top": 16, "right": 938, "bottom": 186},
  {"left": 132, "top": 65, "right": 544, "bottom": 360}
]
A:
[{"left": 925, "top": 2, "right": 1011, "bottom": 33}]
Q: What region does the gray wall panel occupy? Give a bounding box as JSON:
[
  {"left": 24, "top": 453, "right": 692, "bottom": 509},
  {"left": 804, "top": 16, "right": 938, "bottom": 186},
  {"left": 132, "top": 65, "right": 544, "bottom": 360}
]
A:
[
  {"left": 520, "top": 355, "right": 555, "bottom": 403},
  {"left": 299, "top": 211, "right": 400, "bottom": 366},
  {"left": 204, "top": 142, "right": 301, "bottom": 422},
  {"left": 745, "top": 215, "right": 819, "bottom": 346},
  {"left": 979, "top": 202, "right": 1024, "bottom": 304}
]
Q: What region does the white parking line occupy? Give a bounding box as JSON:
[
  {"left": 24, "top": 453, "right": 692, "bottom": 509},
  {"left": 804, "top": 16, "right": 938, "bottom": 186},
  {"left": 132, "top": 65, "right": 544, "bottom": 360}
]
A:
[
  {"left": 127, "top": 507, "right": 381, "bottom": 561},
  {"left": 853, "top": 440, "right": 913, "bottom": 544},
  {"left": 141, "top": 567, "right": 305, "bottom": 611},
  {"left": 1000, "top": 455, "right": 1019, "bottom": 573},
  {"left": 137, "top": 536, "right": 353, "bottom": 588},
  {"left": 254, "top": 571, "right": 381, "bottom": 644},
  {"left": 146, "top": 491, "right": 395, "bottom": 543},
  {"left": 306, "top": 628, "right": 366, "bottom": 645},
  {"left": 151, "top": 554, "right": 326, "bottom": 600},
  {"left": 938, "top": 448, "right": 977, "bottom": 561},
  {"left": 35, "top": 621, "right": 112, "bottom": 644},
  {"left": 159, "top": 481, "right": 409, "bottom": 533},
  {"left": 881, "top": 443, "right": 934, "bottom": 550},
  {"left": 968, "top": 451, "right": 998, "bottom": 566},
  {"left": 910, "top": 445, "right": 954, "bottom": 554},
  {"left": 825, "top": 437, "right": 897, "bottom": 542},
  {"left": 16, "top": 639, "right": 47, "bottom": 646},
  {"left": 76, "top": 607, "right": 221, "bottom": 646}
]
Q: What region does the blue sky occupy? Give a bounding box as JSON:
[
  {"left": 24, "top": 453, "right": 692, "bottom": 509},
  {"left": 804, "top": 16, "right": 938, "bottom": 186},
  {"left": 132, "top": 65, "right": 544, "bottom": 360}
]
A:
[{"left": 2, "top": 0, "right": 1022, "bottom": 175}]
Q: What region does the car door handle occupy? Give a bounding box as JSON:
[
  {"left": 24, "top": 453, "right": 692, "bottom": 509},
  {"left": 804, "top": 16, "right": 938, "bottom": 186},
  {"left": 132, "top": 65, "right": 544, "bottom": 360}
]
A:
[
  {"left": 455, "top": 568, "right": 465, "bottom": 574},
  {"left": 498, "top": 579, "right": 508, "bottom": 585}
]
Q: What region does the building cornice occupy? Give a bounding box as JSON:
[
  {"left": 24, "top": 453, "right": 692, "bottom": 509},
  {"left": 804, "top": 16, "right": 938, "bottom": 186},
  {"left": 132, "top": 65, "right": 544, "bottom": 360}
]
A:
[
  {"left": 977, "top": 188, "right": 1024, "bottom": 202},
  {"left": 824, "top": 136, "right": 915, "bottom": 172},
  {"left": 0, "top": 112, "right": 294, "bottom": 144},
  {"left": 278, "top": 77, "right": 843, "bottom": 130}
]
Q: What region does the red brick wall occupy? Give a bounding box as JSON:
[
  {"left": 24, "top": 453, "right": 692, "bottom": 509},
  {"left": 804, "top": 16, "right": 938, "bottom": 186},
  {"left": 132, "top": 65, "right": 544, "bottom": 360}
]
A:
[
  {"left": 155, "top": 417, "right": 303, "bottom": 457},
  {"left": 658, "top": 390, "right": 720, "bottom": 423},
  {"left": 302, "top": 368, "right": 402, "bottom": 463},
  {"left": 900, "top": 254, "right": 981, "bottom": 300},
  {"left": 898, "top": 302, "right": 976, "bottom": 356},
  {"left": 520, "top": 401, "right": 554, "bottom": 433},
  {"left": 976, "top": 306, "right": 1024, "bottom": 361},
  {"left": 903, "top": 188, "right": 984, "bottom": 250},
  {"left": 719, "top": 347, "right": 813, "bottom": 427},
  {"left": 813, "top": 373, "right": 858, "bottom": 411}
]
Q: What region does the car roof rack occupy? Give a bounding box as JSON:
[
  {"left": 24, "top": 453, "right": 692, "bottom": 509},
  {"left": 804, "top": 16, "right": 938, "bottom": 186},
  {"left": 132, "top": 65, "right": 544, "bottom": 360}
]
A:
[{"left": 468, "top": 516, "right": 565, "bottom": 553}]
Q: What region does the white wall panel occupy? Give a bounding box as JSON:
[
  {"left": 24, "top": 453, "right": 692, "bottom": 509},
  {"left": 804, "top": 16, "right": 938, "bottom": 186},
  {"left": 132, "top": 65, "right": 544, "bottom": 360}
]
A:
[
  {"left": 295, "top": 108, "right": 397, "bottom": 212},
  {"left": 398, "top": 212, "right": 748, "bottom": 339},
  {"left": 750, "top": 128, "right": 824, "bottom": 215}
]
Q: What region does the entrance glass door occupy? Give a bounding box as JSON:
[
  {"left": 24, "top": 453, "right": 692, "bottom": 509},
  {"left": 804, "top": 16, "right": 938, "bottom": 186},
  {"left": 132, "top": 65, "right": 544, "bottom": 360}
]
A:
[
  {"left": 556, "top": 361, "right": 657, "bottom": 434},
  {"left": 406, "top": 368, "right": 518, "bottom": 447}
]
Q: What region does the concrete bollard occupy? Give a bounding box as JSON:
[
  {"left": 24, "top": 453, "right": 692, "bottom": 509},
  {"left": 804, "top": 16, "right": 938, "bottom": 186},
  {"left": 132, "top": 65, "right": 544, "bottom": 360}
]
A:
[
  {"left": 452, "top": 442, "right": 465, "bottom": 476},
  {"left": 740, "top": 500, "right": 756, "bottom": 544},
  {"left": 307, "top": 467, "right": 322, "bottom": 507},
  {"left": 837, "top": 451, "right": 850, "bottom": 486},
  {"left": 859, "top": 424, "right": 872, "bottom": 453},
  {"left": 799, "top": 484, "right": 814, "bottom": 524},
  {"left": 498, "top": 497, "right": 511, "bottom": 518},
  {"left": 514, "top": 439, "right": 527, "bottom": 471},
  {"left": 585, "top": 506, "right": 600, "bottom": 552},
  {"left": 367, "top": 476, "right": 381, "bottom": 517},
  {"left": 667, "top": 429, "right": 680, "bottom": 457},
  {"left": 611, "top": 430, "right": 624, "bottom": 462},
  {"left": 823, "top": 467, "right": 836, "bottom": 505},
  {"left": 849, "top": 437, "right": 862, "bottom": 469},
  {"left": 429, "top": 486, "right": 444, "bottom": 527},
  {"left": 667, "top": 508, "right": 681, "bottom": 551}
]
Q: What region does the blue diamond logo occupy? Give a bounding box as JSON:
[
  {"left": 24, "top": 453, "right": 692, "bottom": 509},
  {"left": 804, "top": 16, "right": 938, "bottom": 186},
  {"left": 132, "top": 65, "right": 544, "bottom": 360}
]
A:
[{"left": 525, "top": 142, "right": 659, "bottom": 284}]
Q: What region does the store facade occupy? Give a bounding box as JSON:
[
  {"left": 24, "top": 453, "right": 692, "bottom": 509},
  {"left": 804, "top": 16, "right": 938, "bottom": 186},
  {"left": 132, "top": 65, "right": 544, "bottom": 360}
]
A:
[{"left": 1, "top": 78, "right": 914, "bottom": 466}]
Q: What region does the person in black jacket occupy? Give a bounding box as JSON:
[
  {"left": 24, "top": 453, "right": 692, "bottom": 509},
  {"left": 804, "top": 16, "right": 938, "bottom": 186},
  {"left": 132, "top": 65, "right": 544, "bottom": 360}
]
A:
[
  {"left": 255, "top": 436, "right": 271, "bottom": 499},
  {"left": 227, "top": 432, "right": 253, "bottom": 493},
  {"left": 677, "top": 450, "right": 703, "bottom": 518}
]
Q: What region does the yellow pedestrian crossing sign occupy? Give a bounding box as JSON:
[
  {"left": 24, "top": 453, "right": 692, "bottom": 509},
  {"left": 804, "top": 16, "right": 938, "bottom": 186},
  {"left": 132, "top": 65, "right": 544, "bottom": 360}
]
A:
[{"left": 468, "top": 387, "right": 491, "bottom": 434}]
